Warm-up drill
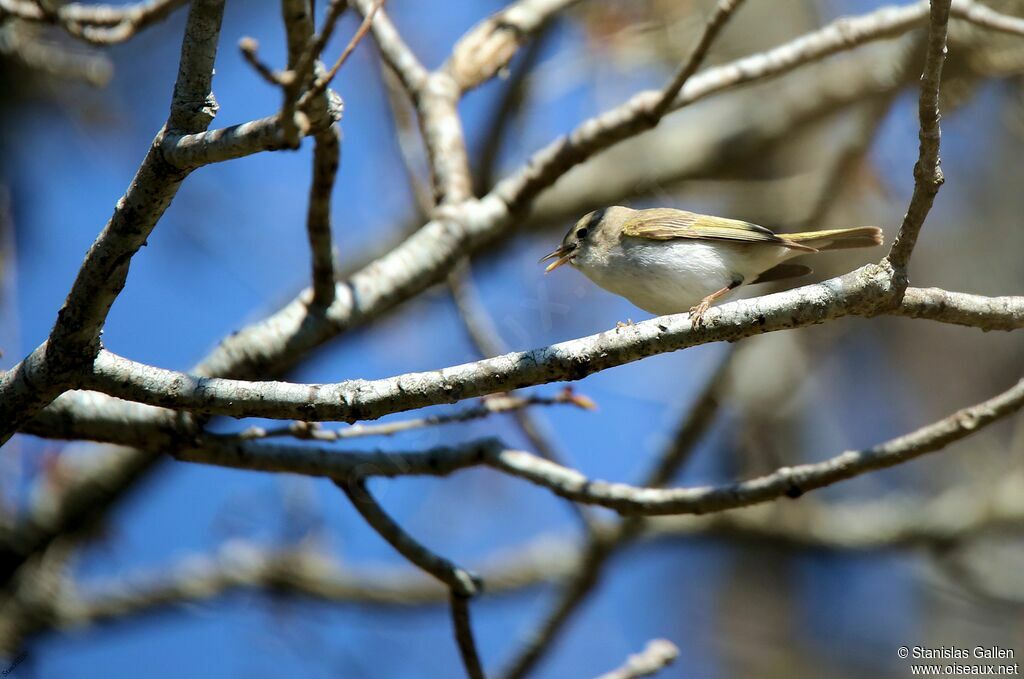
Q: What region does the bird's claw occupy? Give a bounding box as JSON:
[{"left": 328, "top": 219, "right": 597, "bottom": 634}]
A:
[
  {"left": 688, "top": 301, "right": 711, "bottom": 327},
  {"left": 615, "top": 319, "right": 634, "bottom": 329}
]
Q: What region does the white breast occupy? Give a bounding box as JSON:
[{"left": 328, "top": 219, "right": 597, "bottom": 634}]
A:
[{"left": 574, "top": 239, "right": 792, "bottom": 315}]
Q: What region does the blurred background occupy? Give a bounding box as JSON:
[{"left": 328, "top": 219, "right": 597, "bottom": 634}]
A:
[{"left": 2, "top": 0, "right": 1024, "bottom": 677}]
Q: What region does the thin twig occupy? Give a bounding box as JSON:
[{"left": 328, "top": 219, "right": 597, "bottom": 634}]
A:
[
  {"left": 239, "top": 37, "right": 286, "bottom": 86},
  {"left": 233, "top": 391, "right": 594, "bottom": 442},
  {"left": 595, "top": 639, "right": 680, "bottom": 679},
  {"left": 166, "top": 375, "right": 1024, "bottom": 511},
  {"left": 307, "top": 126, "right": 342, "bottom": 306},
  {"left": 299, "top": 0, "right": 383, "bottom": 108},
  {"left": 291, "top": 0, "right": 348, "bottom": 89},
  {"left": 886, "top": 0, "right": 953, "bottom": 275},
  {"left": 450, "top": 593, "right": 487, "bottom": 679},
  {"left": 348, "top": 0, "right": 426, "bottom": 95},
  {"left": 649, "top": 0, "right": 747, "bottom": 119},
  {"left": 338, "top": 478, "right": 480, "bottom": 596}
]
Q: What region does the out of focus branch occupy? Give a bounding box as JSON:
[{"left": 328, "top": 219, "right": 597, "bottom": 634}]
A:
[
  {"left": 595, "top": 639, "right": 679, "bottom": 679},
  {"left": 449, "top": 263, "right": 595, "bottom": 531},
  {"left": 448, "top": 263, "right": 579, "bottom": 467},
  {"left": 14, "top": 474, "right": 1024, "bottom": 638},
  {"left": 0, "top": 20, "right": 113, "bottom": 85},
  {"left": 445, "top": 0, "right": 582, "bottom": 93},
  {"left": 0, "top": 0, "right": 187, "bottom": 45},
  {"left": 350, "top": 0, "right": 426, "bottom": 95},
  {"left": 953, "top": 0, "right": 1024, "bottom": 37}
]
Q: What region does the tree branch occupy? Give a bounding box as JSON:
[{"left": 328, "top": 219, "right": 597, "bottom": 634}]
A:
[
  {"left": 0, "top": 0, "right": 187, "bottom": 45},
  {"left": 349, "top": 0, "right": 427, "bottom": 96},
  {"left": 450, "top": 593, "right": 487, "bottom": 679},
  {"left": 339, "top": 479, "right": 480, "bottom": 596},
  {"left": 339, "top": 478, "right": 485, "bottom": 677},
  {"left": 500, "top": 352, "right": 732, "bottom": 679},
  {"left": 489, "top": 377, "right": 1024, "bottom": 516},
  {"left": 307, "top": 126, "right": 342, "bottom": 306},
  {"left": 886, "top": 0, "right": 953, "bottom": 275},
  {"left": 78, "top": 276, "right": 1024, "bottom": 424},
  {"left": 595, "top": 639, "right": 679, "bottom": 679},
  {"left": 234, "top": 391, "right": 592, "bottom": 442},
  {"left": 190, "top": 0, "right": 953, "bottom": 382},
  {"left": 13, "top": 477, "right": 1024, "bottom": 634},
  {"left": 444, "top": 0, "right": 582, "bottom": 93},
  {"left": 0, "top": 0, "right": 226, "bottom": 444}
]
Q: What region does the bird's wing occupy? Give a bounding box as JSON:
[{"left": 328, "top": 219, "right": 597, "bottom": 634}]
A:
[{"left": 621, "top": 209, "right": 816, "bottom": 252}]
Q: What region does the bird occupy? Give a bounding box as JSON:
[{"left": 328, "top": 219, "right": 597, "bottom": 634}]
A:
[{"left": 541, "top": 206, "right": 883, "bottom": 325}]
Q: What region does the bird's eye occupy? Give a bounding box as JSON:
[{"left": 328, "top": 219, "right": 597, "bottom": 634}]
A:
[{"left": 576, "top": 227, "right": 588, "bottom": 239}]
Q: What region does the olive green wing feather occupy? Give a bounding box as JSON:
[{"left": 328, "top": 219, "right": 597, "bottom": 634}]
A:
[
  {"left": 751, "top": 263, "right": 813, "bottom": 284},
  {"left": 621, "top": 209, "right": 816, "bottom": 252}
]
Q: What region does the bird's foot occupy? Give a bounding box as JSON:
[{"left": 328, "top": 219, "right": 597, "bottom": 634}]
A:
[
  {"left": 688, "top": 300, "right": 712, "bottom": 327},
  {"left": 615, "top": 319, "right": 634, "bottom": 329}
]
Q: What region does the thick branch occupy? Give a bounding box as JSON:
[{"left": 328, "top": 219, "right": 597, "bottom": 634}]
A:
[
  {"left": 894, "top": 287, "right": 1024, "bottom": 330},
  {"left": 161, "top": 110, "right": 340, "bottom": 169},
  {"left": 0, "top": 0, "right": 226, "bottom": 444},
  {"left": 82, "top": 267, "right": 887, "bottom": 421},
  {"left": 82, "top": 271, "right": 1024, "bottom": 423}
]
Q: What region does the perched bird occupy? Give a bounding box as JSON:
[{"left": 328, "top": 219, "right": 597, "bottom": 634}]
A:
[{"left": 541, "top": 206, "right": 883, "bottom": 324}]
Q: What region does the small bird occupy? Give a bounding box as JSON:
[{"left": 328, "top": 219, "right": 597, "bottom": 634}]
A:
[{"left": 541, "top": 206, "right": 883, "bottom": 324}]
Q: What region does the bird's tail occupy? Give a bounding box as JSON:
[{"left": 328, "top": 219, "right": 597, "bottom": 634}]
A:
[{"left": 784, "top": 226, "right": 883, "bottom": 251}]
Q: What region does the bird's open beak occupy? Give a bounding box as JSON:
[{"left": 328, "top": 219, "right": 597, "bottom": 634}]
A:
[{"left": 539, "top": 245, "right": 574, "bottom": 273}]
